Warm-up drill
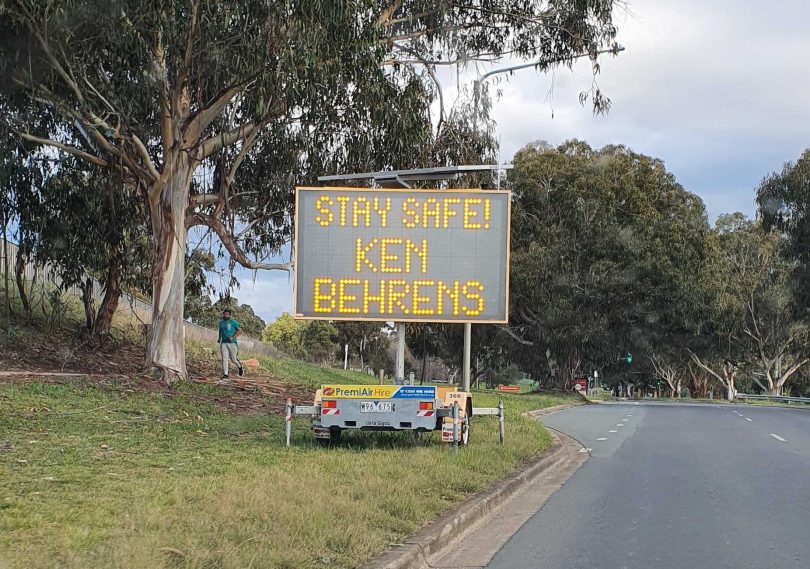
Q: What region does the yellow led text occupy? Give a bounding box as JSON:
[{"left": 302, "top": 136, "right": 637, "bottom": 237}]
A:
[
  {"left": 311, "top": 278, "right": 485, "bottom": 317},
  {"left": 355, "top": 238, "right": 428, "bottom": 274},
  {"left": 314, "top": 195, "right": 491, "bottom": 230}
]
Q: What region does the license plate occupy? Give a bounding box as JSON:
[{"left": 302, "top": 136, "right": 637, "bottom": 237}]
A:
[{"left": 360, "top": 401, "right": 394, "bottom": 413}]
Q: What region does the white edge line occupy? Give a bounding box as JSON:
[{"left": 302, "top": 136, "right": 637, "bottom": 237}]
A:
[{"left": 770, "top": 433, "right": 786, "bottom": 442}]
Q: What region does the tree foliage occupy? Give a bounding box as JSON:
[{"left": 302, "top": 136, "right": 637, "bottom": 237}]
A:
[
  {"left": 15, "top": 160, "right": 150, "bottom": 335},
  {"left": 691, "top": 214, "right": 809, "bottom": 397},
  {"left": 263, "top": 312, "right": 337, "bottom": 363},
  {"left": 757, "top": 149, "right": 810, "bottom": 319},
  {"left": 505, "top": 140, "right": 712, "bottom": 390},
  {"left": 1, "top": 0, "right": 621, "bottom": 381},
  {"left": 187, "top": 295, "right": 265, "bottom": 338}
]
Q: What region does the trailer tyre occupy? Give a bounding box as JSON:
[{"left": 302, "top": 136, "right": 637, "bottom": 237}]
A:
[
  {"left": 317, "top": 427, "right": 342, "bottom": 447},
  {"left": 460, "top": 416, "right": 470, "bottom": 445}
]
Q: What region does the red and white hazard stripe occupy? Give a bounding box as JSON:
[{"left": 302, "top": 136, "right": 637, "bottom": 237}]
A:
[
  {"left": 322, "top": 409, "right": 340, "bottom": 416},
  {"left": 416, "top": 410, "right": 435, "bottom": 417}
]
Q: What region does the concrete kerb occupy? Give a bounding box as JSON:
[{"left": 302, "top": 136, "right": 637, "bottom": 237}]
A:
[
  {"left": 523, "top": 399, "right": 588, "bottom": 419},
  {"left": 360, "top": 401, "right": 586, "bottom": 569}
]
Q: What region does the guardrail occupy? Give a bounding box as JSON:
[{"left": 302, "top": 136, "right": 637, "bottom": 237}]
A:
[
  {"left": 473, "top": 401, "right": 505, "bottom": 444},
  {"left": 736, "top": 393, "right": 810, "bottom": 405}
]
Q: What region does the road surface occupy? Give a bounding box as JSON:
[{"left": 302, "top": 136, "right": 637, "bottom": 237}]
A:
[{"left": 486, "top": 402, "right": 810, "bottom": 569}]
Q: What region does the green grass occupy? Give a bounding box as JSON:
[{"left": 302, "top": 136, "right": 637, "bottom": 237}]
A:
[
  {"left": 255, "top": 355, "right": 379, "bottom": 389},
  {"left": 0, "top": 379, "right": 570, "bottom": 569}
]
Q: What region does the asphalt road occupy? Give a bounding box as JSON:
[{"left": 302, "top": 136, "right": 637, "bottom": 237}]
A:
[{"left": 486, "top": 402, "right": 810, "bottom": 569}]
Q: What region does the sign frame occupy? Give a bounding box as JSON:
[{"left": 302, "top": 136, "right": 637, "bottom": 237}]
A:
[{"left": 292, "top": 186, "right": 511, "bottom": 324}]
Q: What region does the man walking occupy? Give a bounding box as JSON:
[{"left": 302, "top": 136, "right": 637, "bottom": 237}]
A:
[{"left": 218, "top": 309, "right": 244, "bottom": 382}]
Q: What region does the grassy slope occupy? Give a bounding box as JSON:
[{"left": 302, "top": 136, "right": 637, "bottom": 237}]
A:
[{"left": 1, "top": 360, "right": 570, "bottom": 569}]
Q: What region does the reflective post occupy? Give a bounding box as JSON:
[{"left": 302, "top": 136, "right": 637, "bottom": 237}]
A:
[
  {"left": 452, "top": 402, "right": 459, "bottom": 457},
  {"left": 498, "top": 400, "right": 505, "bottom": 444},
  {"left": 285, "top": 398, "right": 293, "bottom": 448},
  {"left": 396, "top": 323, "right": 406, "bottom": 384},
  {"left": 462, "top": 322, "right": 472, "bottom": 392}
]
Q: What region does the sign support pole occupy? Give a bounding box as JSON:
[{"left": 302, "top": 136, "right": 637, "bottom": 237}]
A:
[
  {"left": 396, "top": 322, "right": 406, "bottom": 384},
  {"left": 462, "top": 322, "right": 472, "bottom": 392}
]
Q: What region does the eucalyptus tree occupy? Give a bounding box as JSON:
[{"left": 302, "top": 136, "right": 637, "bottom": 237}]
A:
[
  {"left": 691, "top": 214, "right": 808, "bottom": 397},
  {"left": 506, "top": 141, "right": 712, "bottom": 389},
  {"left": 757, "top": 149, "right": 810, "bottom": 320},
  {"left": 0, "top": 113, "right": 41, "bottom": 324},
  {"left": 1, "top": 0, "right": 621, "bottom": 382},
  {"left": 15, "top": 161, "right": 151, "bottom": 336}
]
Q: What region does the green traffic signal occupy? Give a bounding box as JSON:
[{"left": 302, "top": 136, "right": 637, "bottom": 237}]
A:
[{"left": 626, "top": 353, "right": 633, "bottom": 364}]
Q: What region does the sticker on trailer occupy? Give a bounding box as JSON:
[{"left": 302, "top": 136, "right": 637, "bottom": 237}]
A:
[{"left": 321, "top": 385, "right": 436, "bottom": 399}]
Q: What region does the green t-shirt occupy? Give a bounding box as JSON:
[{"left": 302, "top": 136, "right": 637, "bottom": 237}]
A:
[{"left": 218, "top": 319, "right": 241, "bottom": 344}]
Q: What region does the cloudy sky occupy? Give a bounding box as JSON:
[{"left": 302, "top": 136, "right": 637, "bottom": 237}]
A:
[{"left": 235, "top": 0, "right": 810, "bottom": 323}]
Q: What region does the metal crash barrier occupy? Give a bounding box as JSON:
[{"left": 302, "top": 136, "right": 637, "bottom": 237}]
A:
[
  {"left": 736, "top": 393, "right": 810, "bottom": 405},
  {"left": 473, "top": 400, "right": 506, "bottom": 445}
]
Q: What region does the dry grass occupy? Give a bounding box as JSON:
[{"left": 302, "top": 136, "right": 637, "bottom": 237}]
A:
[{"left": 0, "top": 377, "right": 569, "bottom": 569}]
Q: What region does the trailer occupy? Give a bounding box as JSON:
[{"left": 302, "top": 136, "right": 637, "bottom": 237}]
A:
[{"left": 284, "top": 383, "right": 507, "bottom": 447}]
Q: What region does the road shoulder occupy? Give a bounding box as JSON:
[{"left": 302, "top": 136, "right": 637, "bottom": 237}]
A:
[{"left": 360, "top": 427, "right": 587, "bottom": 569}]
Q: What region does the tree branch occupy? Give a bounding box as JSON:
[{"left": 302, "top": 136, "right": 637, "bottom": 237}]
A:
[
  {"left": 17, "top": 132, "right": 109, "bottom": 167},
  {"left": 130, "top": 134, "right": 160, "bottom": 181},
  {"left": 777, "top": 358, "right": 809, "bottom": 388},
  {"left": 226, "top": 123, "right": 263, "bottom": 185},
  {"left": 377, "top": 0, "right": 405, "bottom": 27},
  {"left": 189, "top": 194, "right": 220, "bottom": 207},
  {"left": 197, "top": 122, "right": 257, "bottom": 159},
  {"left": 154, "top": 28, "right": 173, "bottom": 160},
  {"left": 185, "top": 212, "right": 292, "bottom": 272},
  {"left": 500, "top": 326, "right": 534, "bottom": 346},
  {"left": 184, "top": 0, "right": 200, "bottom": 69},
  {"left": 393, "top": 43, "right": 444, "bottom": 137},
  {"left": 28, "top": 23, "right": 85, "bottom": 104},
  {"left": 688, "top": 351, "right": 728, "bottom": 387},
  {"left": 184, "top": 85, "right": 242, "bottom": 144}
]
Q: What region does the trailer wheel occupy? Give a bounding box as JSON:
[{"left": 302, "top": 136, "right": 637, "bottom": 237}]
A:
[
  {"left": 317, "top": 427, "right": 342, "bottom": 447},
  {"left": 460, "top": 416, "right": 470, "bottom": 445}
]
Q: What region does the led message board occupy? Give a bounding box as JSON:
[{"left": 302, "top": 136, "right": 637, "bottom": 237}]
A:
[{"left": 294, "top": 187, "right": 510, "bottom": 323}]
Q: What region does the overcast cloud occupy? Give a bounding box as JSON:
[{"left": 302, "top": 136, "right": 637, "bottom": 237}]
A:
[{"left": 239, "top": 0, "right": 810, "bottom": 323}]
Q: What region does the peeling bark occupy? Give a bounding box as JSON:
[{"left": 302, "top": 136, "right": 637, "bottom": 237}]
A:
[{"left": 145, "top": 161, "right": 193, "bottom": 384}]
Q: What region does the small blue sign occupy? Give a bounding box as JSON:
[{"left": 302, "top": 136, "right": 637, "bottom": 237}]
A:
[{"left": 393, "top": 386, "right": 437, "bottom": 399}]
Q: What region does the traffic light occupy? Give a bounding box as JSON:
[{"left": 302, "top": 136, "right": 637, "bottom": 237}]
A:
[{"left": 620, "top": 352, "right": 632, "bottom": 364}]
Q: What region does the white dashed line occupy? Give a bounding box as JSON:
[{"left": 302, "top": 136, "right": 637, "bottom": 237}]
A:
[
  {"left": 609, "top": 430, "right": 618, "bottom": 433},
  {"left": 597, "top": 437, "right": 608, "bottom": 441},
  {"left": 745, "top": 418, "right": 753, "bottom": 422},
  {"left": 616, "top": 424, "right": 624, "bottom": 427},
  {"left": 770, "top": 434, "right": 786, "bottom": 442}
]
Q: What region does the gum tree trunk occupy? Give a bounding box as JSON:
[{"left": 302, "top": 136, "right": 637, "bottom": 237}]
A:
[
  {"left": 15, "top": 246, "right": 31, "bottom": 315},
  {"left": 145, "top": 162, "right": 192, "bottom": 383},
  {"left": 79, "top": 278, "right": 96, "bottom": 331},
  {"left": 94, "top": 259, "right": 121, "bottom": 336}
]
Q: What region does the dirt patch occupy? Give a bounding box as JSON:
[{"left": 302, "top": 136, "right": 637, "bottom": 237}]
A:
[{"left": 0, "top": 321, "right": 314, "bottom": 416}]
